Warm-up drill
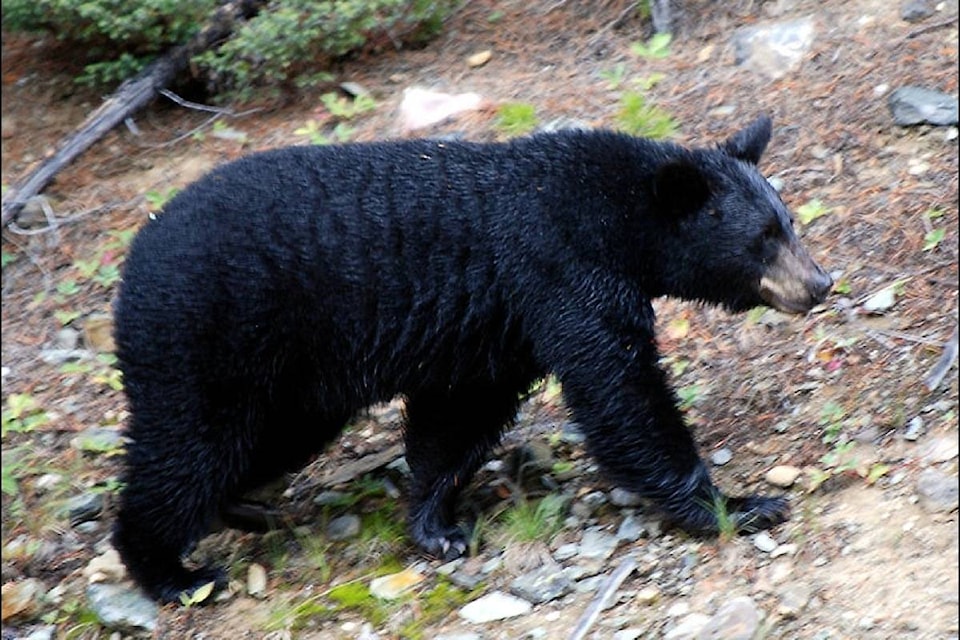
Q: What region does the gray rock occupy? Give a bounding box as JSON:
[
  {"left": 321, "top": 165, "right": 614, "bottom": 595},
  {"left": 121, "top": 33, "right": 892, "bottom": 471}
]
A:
[
  {"left": 537, "top": 117, "right": 591, "bottom": 133},
  {"left": 697, "top": 596, "right": 762, "bottom": 640},
  {"left": 901, "top": 0, "right": 935, "bottom": 21},
  {"left": 732, "top": 17, "right": 816, "bottom": 79},
  {"left": 617, "top": 514, "right": 647, "bottom": 542},
  {"left": 509, "top": 564, "right": 573, "bottom": 604},
  {"left": 777, "top": 583, "right": 812, "bottom": 618},
  {"left": 65, "top": 492, "right": 104, "bottom": 526},
  {"left": 888, "top": 86, "right": 959, "bottom": 126},
  {"left": 710, "top": 448, "right": 733, "bottom": 466},
  {"left": 86, "top": 583, "right": 158, "bottom": 634},
  {"left": 70, "top": 427, "right": 125, "bottom": 453},
  {"left": 916, "top": 468, "right": 959, "bottom": 512},
  {"left": 904, "top": 415, "right": 925, "bottom": 441},
  {"left": 458, "top": 590, "right": 532, "bottom": 623},
  {"left": 326, "top": 514, "right": 362, "bottom": 540},
  {"left": 578, "top": 528, "right": 620, "bottom": 560},
  {"left": 55, "top": 328, "right": 80, "bottom": 350},
  {"left": 22, "top": 626, "right": 56, "bottom": 640},
  {"left": 753, "top": 531, "right": 778, "bottom": 553},
  {"left": 609, "top": 487, "right": 643, "bottom": 507}
]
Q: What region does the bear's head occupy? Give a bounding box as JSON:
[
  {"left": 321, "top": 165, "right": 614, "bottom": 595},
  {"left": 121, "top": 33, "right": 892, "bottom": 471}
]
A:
[{"left": 649, "top": 116, "right": 833, "bottom": 314}]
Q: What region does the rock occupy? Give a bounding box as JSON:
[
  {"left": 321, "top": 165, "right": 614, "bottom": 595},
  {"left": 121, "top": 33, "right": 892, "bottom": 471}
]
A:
[
  {"left": 22, "top": 625, "right": 56, "bottom": 640},
  {"left": 509, "top": 564, "right": 572, "bottom": 604},
  {"left": 863, "top": 286, "right": 897, "bottom": 314},
  {"left": 1, "top": 578, "right": 47, "bottom": 622},
  {"left": 697, "top": 596, "right": 762, "bottom": 640},
  {"left": 86, "top": 583, "right": 158, "bottom": 634},
  {"left": 39, "top": 348, "right": 89, "bottom": 365},
  {"left": 664, "top": 613, "right": 710, "bottom": 639},
  {"left": 614, "top": 629, "right": 644, "bottom": 640},
  {"left": 900, "top": 0, "right": 935, "bottom": 22},
  {"left": 369, "top": 567, "right": 424, "bottom": 600},
  {"left": 777, "top": 583, "right": 811, "bottom": 618},
  {"left": 326, "top": 514, "right": 362, "bottom": 540},
  {"left": 537, "top": 117, "right": 591, "bottom": 133},
  {"left": 466, "top": 50, "right": 493, "bottom": 68},
  {"left": 753, "top": 531, "right": 778, "bottom": 553},
  {"left": 732, "top": 17, "right": 816, "bottom": 80},
  {"left": 313, "top": 490, "right": 350, "bottom": 506},
  {"left": 636, "top": 585, "right": 661, "bottom": 605},
  {"left": 920, "top": 436, "right": 959, "bottom": 464},
  {"left": 55, "top": 327, "right": 80, "bottom": 350},
  {"left": 83, "top": 314, "right": 115, "bottom": 353},
  {"left": 577, "top": 529, "right": 620, "bottom": 560},
  {"left": 399, "top": 87, "right": 484, "bottom": 132},
  {"left": 609, "top": 487, "right": 642, "bottom": 507},
  {"left": 458, "top": 591, "right": 532, "bottom": 623},
  {"left": 765, "top": 465, "right": 802, "bottom": 488},
  {"left": 554, "top": 542, "right": 579, "bottom": 561},
  {"left": 436, "top": 634, "right": 483, "bottom": 640},
  {"left": 617, "top": 514, "right": 647, "bottom": 542},
  {"left": 916, "top": 469, "right": 959, "bottom": 513},
  {"left": 710, "top": 448, "right": 733, "bottom": 466},
  {"left": 247, "top": 563, "right": 267, "bottom": 598},
  {"left": 64, "top": 492, "right": 104, "bottom": 526},
  {"left": 888, "top": 86, "right": 959, "bottom": 126},
  {"left": 83, "top": 549, "right": 126, "bottom": 583},
  {"left": 903, "top": 415, "right": 925, "bottom": 441},
  {"left": 71, "top": 427, "right": 125, "bottom": 454}
]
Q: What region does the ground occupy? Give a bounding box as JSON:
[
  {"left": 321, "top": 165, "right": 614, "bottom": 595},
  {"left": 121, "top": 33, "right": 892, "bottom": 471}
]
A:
[{"left": 1, "top": 0, "right": 957, "bottom": 639}]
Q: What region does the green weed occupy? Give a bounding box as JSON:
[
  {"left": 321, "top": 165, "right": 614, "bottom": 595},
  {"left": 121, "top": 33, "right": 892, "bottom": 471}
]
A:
[
  {"left": 796, "top": 199, "right": 831, "bottom": 225},
  {"left": 616, "top": 92, "right": 677, "bottom": 139},
  {"left": 501, "top": 493, "right": 566, "bottom": 544},
  {"left": 630, "top": 32, "right": 672, "bottom": 59},
  {"left": 496, "top": 102, "right": 539, "bottom": 137}
]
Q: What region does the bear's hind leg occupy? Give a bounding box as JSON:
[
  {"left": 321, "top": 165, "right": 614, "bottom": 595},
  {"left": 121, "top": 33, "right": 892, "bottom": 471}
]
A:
[{"left": 404, "top": 381, "right": 527, "bottom": 559}]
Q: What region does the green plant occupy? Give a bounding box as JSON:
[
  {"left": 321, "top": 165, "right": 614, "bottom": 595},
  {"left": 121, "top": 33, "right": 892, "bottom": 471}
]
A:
[
  {"left": 599, "top": 63, "right": 627, "bottom": 90},
  {"left": 144, "top": 187, "right": 179, "bottom": 211},
  {"left": 5, "top": 0, "right": 457, "bottom": 99},
  {"left": 496, "top": 102, "right": 539, "bottom": 137},
  {"left": 2, "top": 394, "right": 49, "bottom": 437},
  {"left": 677, "top": 384, "right": 702, "bottom": 410},
  {"left": 796, "top": 199, "right": 830, "bottom": 225},
  {"left": 616, "top": 92, "right": 677, "bottom": 139},
  {"left": 699, "top": 494, "right": 738, "bottom": 541},
  {"left": 630, "top": 32, "right": 672, "bottom": 59},
  {"left": 501, "top": 493, "right": 566, "bottom": 543},
  {"left": 321, "top": 91, "right": 376, "bottom": 119},
  {"left": 923, "top": 228, "right": 945, "bottom": 252}
]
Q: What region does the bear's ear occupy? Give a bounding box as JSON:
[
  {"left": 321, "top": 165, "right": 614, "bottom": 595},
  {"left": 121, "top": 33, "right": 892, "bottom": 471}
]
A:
[
  {"left": 652, "top": 159, "right": 712, "bottom": 218},
  {"left": 721, "top": 115, "right": 772, "bottom": 165}
]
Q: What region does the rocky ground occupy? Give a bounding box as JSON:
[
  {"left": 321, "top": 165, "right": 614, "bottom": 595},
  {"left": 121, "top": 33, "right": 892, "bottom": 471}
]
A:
[{"left": 1, "top": 0, "right": 958, "bottom": 639}]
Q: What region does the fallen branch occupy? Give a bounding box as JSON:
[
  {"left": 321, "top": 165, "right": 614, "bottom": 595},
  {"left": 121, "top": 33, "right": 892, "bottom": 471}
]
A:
[
  {"left": 569, "top": 556, "right": 637, "bottom": 640},
  {"left": 0, "top": 0, "right": 266, "bottom": 227},
  {"left": 924, "top": 324, "right": 959, "bottom": 392}
]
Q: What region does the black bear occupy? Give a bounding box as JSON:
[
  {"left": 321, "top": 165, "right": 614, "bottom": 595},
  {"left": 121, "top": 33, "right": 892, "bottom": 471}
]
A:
[{"left": 112, "top": 116, "right": 831, "bottom": 603}]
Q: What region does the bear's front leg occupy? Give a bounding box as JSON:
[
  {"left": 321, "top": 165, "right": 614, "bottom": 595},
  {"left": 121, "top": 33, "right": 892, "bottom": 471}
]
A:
[
  {"left": 403, "top": 380, "right": 529, "bottom": 559},
  {"left": 544, "top": 312, "right": 789, "bottom": 536}
]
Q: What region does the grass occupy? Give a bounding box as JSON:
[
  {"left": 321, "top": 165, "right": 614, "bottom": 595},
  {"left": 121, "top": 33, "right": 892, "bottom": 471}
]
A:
[
  {"left": 616, "top": 92, "right": 677, "bottom": 139},
  {"left": 499, "top": 493, "right": 566, "bottom": 544},
  {"left": 496, "top": 102, "right": 539, "bottom": 137}
]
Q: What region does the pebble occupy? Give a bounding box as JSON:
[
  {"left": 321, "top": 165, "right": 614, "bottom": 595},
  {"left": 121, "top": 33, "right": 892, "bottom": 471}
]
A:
[
  {"left": 326, "top": 514, "right": 361, "bottom": 540},
  {"left": 466, "top": 50, "right": 493, "bottom": 68},
  {"left": 920, "top": 436, "right": 959, "bottom": 463},
  {"left": 863, "top": 286, "right": 897, "bottom": 314},
  {"left": 369, "top": 567, "right": 424, "bottom": 600},
  {"left": 616, "top": 514, "right": 646, "bottom": 542},
  {"left": 65, "top": 492, "right": 104, "bottom": 527},
  {"left": 86, "top": 583, "right": 157, "bottom": 634},
  {"left": 753, "top": 531, "right": 779, "bottom": 553},
  {"left": 458, "top": 591, "right": 532, "bottom": 623},
  {"left": 903, "top": 416, "right": 925, "bottom": 441},
  {"left": 635, "top": 585, "right": 661, "bottom": 605},
  {"left": 888, "top": 86, "right": 959, "bottom": 126},
  {"left": 70, "top": 427, "right": 125, "bottom": 454},
  {"left": 778, "top": 584, "right": 812, "bottom": 618},
  {"left": 731, "top": 17, "right": 816, "bottom": 80},
  {"left": 509, "top": 564, "right": 572, "bottom": 604},
  {"left": 82, "top": 549, "right": 126, "bottom": 583},
  {"left": 765, "top": 465, "right": 802, "bottom": 488},
  {"left": 577, "top": 529, "right": 620, "bottom": 560},
  {"left": 609, "top": 487, "right": 642, "bottom": 507},
  {"left": 901, "top": 0, "right": 935, "bottom": 22},
  {"left": 247, "top": 563, "right": 267, "bottom": 598},
  {"left": 916, "top": 468, "right": 959, "bottom": 513},
  {"left": 55, "top": 327, "right": 80, "bottom": 350},
  {"left": 1, "top": 578, "right": 47, "bottom": 622},
  {"left": 710, "top": 448, "right": 733, "bottom": 466},
  {"left": 698, "top": 596, "right": 762, "bottom": 640},
  {"left": 664, "top": 612, "right": 710, "bottom": 639}
]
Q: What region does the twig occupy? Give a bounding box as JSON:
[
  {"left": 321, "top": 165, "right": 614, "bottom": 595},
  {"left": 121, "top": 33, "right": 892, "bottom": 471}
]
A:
[
  {"left": 569, "top": 556, "right": 637, "bottom": 640},
  {"left": 866, "top": 327, "right": 943, "bottom": 346},
  {"left": 900, "top": 16, "right": 959, "bottom": 42},
  {"left": 159, "top": 89, "right": 236, "bottom": 115},
  {"left": 924, "top": 324, "right": 959, "bottom": 392},
  {"left": 4, "top": 198, "right": 142, "bottom": 236}
]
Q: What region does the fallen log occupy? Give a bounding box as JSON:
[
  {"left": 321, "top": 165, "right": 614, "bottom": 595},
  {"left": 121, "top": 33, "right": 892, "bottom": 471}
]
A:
[{"left": 1, "top": 0, "right": 266, "bottom": 227}]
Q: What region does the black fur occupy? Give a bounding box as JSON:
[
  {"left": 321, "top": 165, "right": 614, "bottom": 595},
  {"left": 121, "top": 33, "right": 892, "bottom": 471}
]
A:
[{"left": 112, "top": 117, "right": 831, "bottom": 602}]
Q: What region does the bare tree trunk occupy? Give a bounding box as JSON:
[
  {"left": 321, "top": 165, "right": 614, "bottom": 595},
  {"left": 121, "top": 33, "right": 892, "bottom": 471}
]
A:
[{"left": 1, "top": 0, "right": 266, "bottom": 227}]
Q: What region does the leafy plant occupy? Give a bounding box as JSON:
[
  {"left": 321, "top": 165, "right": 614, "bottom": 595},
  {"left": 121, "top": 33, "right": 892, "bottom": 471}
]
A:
[
  {"left": 2, "top": 394, "right": 49, "bottom": 438},
  {"left": 796, "top": 199, "right": 830, "bottom": 225},
  {"left": 599, "top": 63, "right": 627, "bottom": 90},
  {"left": 630, "top": 32, "right": 672, "bottom": 59},
  {"left": 501, "top": 493, "right": 566, "bottom": 543},
  {"left": 616, "top": 92, "right": 677, "bottom": 139},
  {"left": 923, "top": 228, "right": 945, "bottom": 252},
  {"left": 144, "top": 188, "right": 179, "bottom": 211},
  {"left": 4, "top": 0, "right": 458, "bottom": 99},
  {"left": 321, "top": 91, "right": 376, "bottom": 119},
  {"left": 496, "top": 102, "right": 539, "bottom": 137},
  {"left": 677, "top": 384, "right": 702, "bottom": 410}
]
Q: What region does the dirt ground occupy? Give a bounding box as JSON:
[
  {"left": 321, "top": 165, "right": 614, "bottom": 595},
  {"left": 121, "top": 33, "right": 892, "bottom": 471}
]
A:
[{"left": 2, "top": 0, "right": 958, "bottom": 638}]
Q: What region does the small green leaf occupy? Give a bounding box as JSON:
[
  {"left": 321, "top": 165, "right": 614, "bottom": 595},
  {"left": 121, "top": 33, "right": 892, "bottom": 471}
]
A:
[
  {"left": 631, "top": 33, "right": 672, "bottom": 59},
  {"left": 796, "top": 199, "right": 830, "bottom": 225},
  {"left": 923, "top": 227, "right": 945, "bottom": 252}
]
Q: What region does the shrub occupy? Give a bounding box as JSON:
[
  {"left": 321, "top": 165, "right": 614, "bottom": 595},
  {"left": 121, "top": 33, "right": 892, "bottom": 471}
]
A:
[{"left": 3, "top": 0, "right": 460, "bottom": 99}]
